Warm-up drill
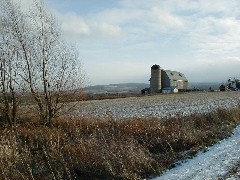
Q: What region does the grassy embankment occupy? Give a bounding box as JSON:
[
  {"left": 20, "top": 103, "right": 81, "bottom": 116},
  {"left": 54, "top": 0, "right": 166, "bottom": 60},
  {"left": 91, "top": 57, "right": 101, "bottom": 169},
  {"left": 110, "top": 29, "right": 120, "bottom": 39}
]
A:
[{"left": 0, "top": 106, "right": 240, "bottom": 179}]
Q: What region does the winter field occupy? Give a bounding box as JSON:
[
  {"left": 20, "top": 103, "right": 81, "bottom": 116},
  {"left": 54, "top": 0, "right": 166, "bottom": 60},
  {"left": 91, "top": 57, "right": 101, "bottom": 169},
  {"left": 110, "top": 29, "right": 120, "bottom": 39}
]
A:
[
  {"left": 74, "top": 91, "right": 240, "bottom": 120},
  {"left": 73, "top": 91, "right": 240, "bottom": 179},
  {"left": 1, "top": 91, "right": 240, "bottom": 179}
]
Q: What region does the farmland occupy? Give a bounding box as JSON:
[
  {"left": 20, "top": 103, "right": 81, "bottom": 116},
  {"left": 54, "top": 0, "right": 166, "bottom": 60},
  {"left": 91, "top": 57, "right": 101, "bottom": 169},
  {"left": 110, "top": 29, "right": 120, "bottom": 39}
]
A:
[
  {"left": 1, "top": 91, "right": 240, "bottom": 179},
  {"left": 74, "top": 91, "right": 240, "bottom": 119}
]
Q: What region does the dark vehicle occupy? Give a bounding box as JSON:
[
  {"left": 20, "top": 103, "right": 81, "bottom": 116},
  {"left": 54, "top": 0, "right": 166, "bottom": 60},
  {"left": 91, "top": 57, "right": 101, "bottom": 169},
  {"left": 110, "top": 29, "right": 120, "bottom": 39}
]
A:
[{"left": 219, "top": 85, "right": 228, "bottom": 91}]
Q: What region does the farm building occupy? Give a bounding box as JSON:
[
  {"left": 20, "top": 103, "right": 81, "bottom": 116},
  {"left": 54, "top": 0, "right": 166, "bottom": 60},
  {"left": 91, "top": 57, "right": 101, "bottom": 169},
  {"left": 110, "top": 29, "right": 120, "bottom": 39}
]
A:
[
  {"left": 162, "top": 86, "right": 178, "bottom": 94},
  {"left": 219, "top": 78, "right": 240, "bottom": 91},
  {"left": 227, "top": 78, "right": 240, "bottom": 89},
  {"left": 150, "top": 64, "right": 188, "bottom": 93}
]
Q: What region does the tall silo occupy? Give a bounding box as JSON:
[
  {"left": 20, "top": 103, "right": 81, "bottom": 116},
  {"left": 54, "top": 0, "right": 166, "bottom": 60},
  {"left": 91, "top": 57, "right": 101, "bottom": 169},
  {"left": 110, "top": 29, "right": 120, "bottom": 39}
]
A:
[{"left": 150, "top": 64, "right": 162, "bottom": 93}]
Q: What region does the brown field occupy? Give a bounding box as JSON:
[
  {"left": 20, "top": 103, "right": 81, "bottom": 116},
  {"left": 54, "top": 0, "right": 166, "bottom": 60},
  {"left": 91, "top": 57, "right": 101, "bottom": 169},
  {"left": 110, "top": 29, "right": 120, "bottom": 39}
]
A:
[{"left": 0, "top": 94, "right": 239, "bottom": 179}]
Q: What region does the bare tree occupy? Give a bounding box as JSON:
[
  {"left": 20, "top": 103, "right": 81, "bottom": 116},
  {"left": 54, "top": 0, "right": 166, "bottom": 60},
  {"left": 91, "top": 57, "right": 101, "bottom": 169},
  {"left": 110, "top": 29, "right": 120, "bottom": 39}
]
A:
[
  {"left": 0, "top": 0, "right": 84, "bottom": 126},
  {"left": 0, "top": 1, "right": 23, "bottom": 127},
  {"left": 0, "top": 43, "right": 18, "bottom": 127}
]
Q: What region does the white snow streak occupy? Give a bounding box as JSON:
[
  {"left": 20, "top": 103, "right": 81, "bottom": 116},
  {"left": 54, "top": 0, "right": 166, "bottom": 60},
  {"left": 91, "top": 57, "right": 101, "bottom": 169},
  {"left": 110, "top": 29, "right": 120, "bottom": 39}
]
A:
[{"left": 152, "top": 125, "right": 240, "bottom": 180}]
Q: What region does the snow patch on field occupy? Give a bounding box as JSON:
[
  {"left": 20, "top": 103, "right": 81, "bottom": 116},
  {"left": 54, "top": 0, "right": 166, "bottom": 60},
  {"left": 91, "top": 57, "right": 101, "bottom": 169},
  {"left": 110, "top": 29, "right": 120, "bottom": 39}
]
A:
[
  {"left": 152, "top": 125, "right": 240, "bottom": 180},
  {"left": 74, "top": 92, "right": 240, "bottom": 120}
]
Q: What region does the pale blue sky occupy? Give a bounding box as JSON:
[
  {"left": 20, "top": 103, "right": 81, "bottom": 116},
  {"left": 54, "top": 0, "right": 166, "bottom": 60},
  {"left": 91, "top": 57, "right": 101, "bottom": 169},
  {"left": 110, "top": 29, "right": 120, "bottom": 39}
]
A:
[{"left": 44, "top": 1, "right": 240, "bottom": 85}]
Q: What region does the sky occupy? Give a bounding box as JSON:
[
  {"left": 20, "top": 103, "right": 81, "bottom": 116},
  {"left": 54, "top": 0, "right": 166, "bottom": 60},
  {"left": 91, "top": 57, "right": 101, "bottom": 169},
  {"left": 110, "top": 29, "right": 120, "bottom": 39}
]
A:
[{"left": 20, "top": 0, "right": 240, "bottom": 85}]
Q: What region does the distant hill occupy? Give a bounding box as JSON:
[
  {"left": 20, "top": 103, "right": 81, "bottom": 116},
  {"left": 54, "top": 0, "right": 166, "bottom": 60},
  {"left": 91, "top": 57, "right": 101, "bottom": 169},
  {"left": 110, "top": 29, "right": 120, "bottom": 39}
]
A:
[
  {"left": 188, "top": 82, "right": 221, "bottom": 90},
  {"left": 84, "top": 83, "right": 149, "bottom": 94},
  {"left": 84, "top": 82, "right": 222, "bottom": 94}
]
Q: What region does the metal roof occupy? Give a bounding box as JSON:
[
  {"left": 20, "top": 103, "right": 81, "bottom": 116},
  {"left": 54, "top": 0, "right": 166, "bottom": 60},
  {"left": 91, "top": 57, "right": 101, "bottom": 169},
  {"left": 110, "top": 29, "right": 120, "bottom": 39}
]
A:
[
  {"left": 164, "top": 70, "right": 188, "bottom": 81},
  {"left": 151, "top": 64, "right": 161, "bottom": 70}
]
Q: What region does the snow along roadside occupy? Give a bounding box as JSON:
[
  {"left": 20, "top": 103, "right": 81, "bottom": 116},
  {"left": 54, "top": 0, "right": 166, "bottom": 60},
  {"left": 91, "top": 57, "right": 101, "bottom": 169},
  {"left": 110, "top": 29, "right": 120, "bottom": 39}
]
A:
[{"left": 152, "top": 125, "right": 240, "bottom": 180}]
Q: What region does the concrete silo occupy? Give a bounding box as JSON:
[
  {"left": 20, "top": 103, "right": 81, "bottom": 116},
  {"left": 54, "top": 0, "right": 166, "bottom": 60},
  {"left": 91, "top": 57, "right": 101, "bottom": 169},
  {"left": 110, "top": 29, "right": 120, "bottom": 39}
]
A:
[{"left": 150, "top": 64, "right": 162, "bottom": 93}]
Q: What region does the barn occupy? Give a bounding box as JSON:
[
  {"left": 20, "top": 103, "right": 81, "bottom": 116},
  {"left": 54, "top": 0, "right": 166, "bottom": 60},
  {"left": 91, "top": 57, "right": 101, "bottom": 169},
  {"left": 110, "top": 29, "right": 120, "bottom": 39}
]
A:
[
  {"left": 150, "top": 64, "right": 188, "bottom": 93},
  {"left": 162, "top": 86, "right": 178, "bottom": 94}
]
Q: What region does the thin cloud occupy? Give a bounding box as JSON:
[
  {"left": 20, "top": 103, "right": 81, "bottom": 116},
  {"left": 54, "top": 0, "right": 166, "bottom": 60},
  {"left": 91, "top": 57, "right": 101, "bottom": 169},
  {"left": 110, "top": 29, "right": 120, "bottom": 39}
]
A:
[
  {"left": 61, "top": 13, "right": 91, "bottom": 39},
  {"left": 92, "top": 22, "right": 125, "bottom": 39}
]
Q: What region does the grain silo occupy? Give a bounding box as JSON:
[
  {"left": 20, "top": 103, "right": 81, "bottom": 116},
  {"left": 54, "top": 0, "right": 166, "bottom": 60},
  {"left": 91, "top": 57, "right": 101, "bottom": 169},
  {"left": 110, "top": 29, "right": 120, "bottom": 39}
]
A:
[{"left": 150, "top": 64, "right": 162, "bottom": 93}]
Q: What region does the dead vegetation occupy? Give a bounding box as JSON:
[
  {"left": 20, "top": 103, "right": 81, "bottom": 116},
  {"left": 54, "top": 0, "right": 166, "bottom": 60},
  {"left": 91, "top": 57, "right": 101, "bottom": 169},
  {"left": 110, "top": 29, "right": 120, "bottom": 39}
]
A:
[{"left": 0, "top": 107, "right": 239, "bottom": 179}]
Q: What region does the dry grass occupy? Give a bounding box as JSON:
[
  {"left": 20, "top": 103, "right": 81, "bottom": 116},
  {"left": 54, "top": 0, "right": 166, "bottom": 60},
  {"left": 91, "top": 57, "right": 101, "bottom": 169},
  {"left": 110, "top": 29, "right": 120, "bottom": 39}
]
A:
[{"left": 0, "top": 108, "right": 239, "bottom": 179}]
